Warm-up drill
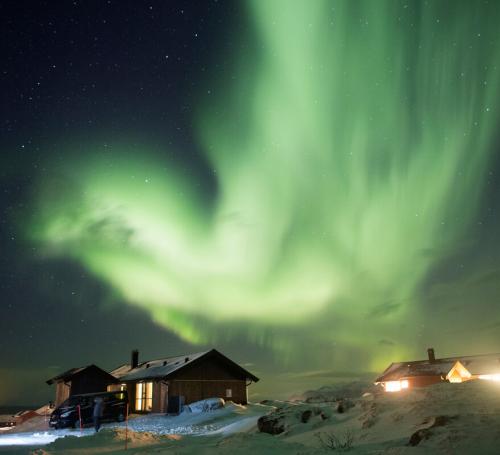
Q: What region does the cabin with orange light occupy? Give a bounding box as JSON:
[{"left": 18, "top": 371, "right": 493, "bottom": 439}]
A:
[
  {"left": 109, "top": 349, "right": 259, "bottom": 413},
  {"left": 375, "top": 348, "right": 500, "bottom": 392},
  {"left": 47, "top": 349, "right": 259, "bottom": 413}
]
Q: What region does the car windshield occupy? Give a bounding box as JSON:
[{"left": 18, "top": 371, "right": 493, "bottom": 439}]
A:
[{"left": 60, "top": 397, "right": 80, "bottom": 407}]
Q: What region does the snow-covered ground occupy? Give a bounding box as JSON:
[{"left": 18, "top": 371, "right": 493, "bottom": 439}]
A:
[
  {"left": 1, "top": 380, "right": 499, "bottom": 454},
  {"left": 0, "top": 401, "right": 275, "bottom": 453}
]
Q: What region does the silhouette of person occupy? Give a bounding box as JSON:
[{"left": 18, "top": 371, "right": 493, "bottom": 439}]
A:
[{"left": 93, "top": 397, "right": 104, "bottom": 432}]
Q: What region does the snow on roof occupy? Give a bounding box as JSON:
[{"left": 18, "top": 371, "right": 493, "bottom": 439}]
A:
[
  {"left": 110, "top": 349, "right": 260, "bottom": 383},
  {"left": 46, "top": 366, "right": 87, "bottom": 384},
  {"left": 375, "top": 352, "right": 500, "bottom": 383},
  {"left": 46, "top": 364, "right": 118, "bottom": 385},
  {"left": 109, "top": 363, "right": 131, "bottom": 379},
  {"left": 111, "top": 351, "right": 210, "bottom": 381}
]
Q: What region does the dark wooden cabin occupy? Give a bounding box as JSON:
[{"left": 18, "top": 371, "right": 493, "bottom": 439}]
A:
[
  {"left": 46, "top": 364, "right": 118, "bottom": 407},
  {"left": 110, "top": 349, "right": 259, "bottom": 413}
]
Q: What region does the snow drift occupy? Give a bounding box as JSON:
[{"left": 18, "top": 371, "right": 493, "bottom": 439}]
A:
[{"left": 1, "top": 380, "right": 499, "bottom": 453}]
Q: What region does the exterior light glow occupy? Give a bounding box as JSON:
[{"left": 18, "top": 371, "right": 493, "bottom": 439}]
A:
[{"left": 478, "top": 374, "right": 500, "bottom": 382}]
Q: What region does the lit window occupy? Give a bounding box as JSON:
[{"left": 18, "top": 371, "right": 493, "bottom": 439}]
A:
[
  {"left": 145, "top": 382, "right": 153, "bottom": 411},
  {"left": 446, "top": 361, "right": 472, "bottom": 383},
  {"left": 384, "top": 380, "right": 409, "bottom": 392},
  {"left": 136, "top": 382, "right": 153, "bottom": 411},
  {"left": 226, "top": 389, "right": 232, "bottom": 398},
  {"left": 135, "top": 383, "right": 143, "bottom": 411}
]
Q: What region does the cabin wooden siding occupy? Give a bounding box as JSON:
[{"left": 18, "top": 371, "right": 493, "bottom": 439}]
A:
[
  {"left": 69, "top": 369, "right": 114, "bottom": 396},
  {"left": 127, "top": 382, "right": 137, "bottom": 412},
  {"left": 166, "top": 353, "right": 249, "bottom": 404},
  {"left": 126, "top": 378, "right": 247, "bottom": 412},
  {"left": 53, "top": 374, "right": 109, "bottom": 407},
  {"left": 126, "top": 353, "right": 252, "bottom": 412},
  {"left": 167, "top": 379, "right": 247, "bottom": 405},
  {"left": 51, "top": 366, "right": 117, "bottom": 407},
  {"left": 55, "top": 382, "right": 70, "bottom": 407},
  {"left": 407, "top": 376, "right": 443, "bottom": 388}
]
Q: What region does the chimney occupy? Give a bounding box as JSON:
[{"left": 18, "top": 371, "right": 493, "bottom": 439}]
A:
[
  {"left": 131, "top": 349, "right": 139, "bottom": 369},
  {"left": 427, "top": 348, "right": 435, "bottom": 363}
]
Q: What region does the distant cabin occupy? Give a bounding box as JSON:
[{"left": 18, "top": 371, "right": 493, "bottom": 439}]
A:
[
  {"left": 109, "top": 349, "right": 259, "bottom": 413},
  {"left": 375, "top": 348, "right": 500, "bottom": 392},
  {"left": 46, "top": 365, "right": 118, "bottom": 407}
]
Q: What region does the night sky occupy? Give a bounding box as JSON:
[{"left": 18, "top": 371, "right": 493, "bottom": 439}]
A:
[{"left": 1, "top": 0, "right": 500, "bottom": 406}]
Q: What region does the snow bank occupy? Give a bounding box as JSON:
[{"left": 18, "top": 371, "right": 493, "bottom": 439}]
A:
[
  {"left": 184, "top": 397, "right": 225, "bottom": 413},
  {"left": 123, "top": 401, "right": 266, "bottom": 435},
  {"left": 0, "top": 429, "right": 85, "bottom": 447},
  {"left": 284, "top": 379, "right": 500, "bottom": 454},
  {"left": 2, "top": 380, "right": 499, "bottom": 453}
]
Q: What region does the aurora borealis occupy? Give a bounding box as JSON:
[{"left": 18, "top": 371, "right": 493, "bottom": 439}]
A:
[{"left": 2, "top": 0, "right": 500, "bottom": 405}]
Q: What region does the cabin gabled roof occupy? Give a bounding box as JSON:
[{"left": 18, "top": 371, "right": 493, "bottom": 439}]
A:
[
  {"left": 46, "top": 364, "right": 117, "bottom": 385},
  {"left": 110, "top": 349, "right": 259, "bottom": 383},
  {"left": 110, "top": 351, "right": 208, "bottom": 381},
  {"left": 375, "top": 352, "right": 500, "bottom": 383}
]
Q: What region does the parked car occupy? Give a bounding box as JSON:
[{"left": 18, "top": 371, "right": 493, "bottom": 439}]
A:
[{"left": 49, "top": 391, "right": 128, "bottom": 429}]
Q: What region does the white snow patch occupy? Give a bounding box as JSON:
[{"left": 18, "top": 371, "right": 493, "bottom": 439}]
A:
[
  {"left": 0, "top": 429, "right": 87, "bottom": 446},
  {"left": 1, "top": 380, "right": 500, "bottom": 453},
  {"left": 184, "top": 397, "right": 225, "bottom": 413}
]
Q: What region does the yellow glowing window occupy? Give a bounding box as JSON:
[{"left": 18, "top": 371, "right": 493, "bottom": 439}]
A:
[
  {"left": 135, "top": 382, "right": 153, "bottom": 411},
  {"left": 384, "top": 380, "right": 409, "bottom": 392},
  {"left": 107, "top": 383, "right": 127, "bottom": 392},
  {"left": 446, "top": 361, "right": 472, "bottom": 383},
  {"left": 135, "top": 383, "right": 143, "bottom": 411}
]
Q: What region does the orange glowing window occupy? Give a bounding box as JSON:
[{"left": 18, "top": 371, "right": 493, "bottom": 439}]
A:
[
  {"left": 384, "top": 380, "right": 409, "bottom": 392},
  {"left": 446, "top": 361, "right": 472, "bottom": 383},
  {"left": 135, "top": 382, "right": 153, "bottom": 411}
]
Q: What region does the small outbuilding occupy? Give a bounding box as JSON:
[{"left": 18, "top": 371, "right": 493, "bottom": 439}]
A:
[
  {"left": 46, "top": 364, "right": 118, "bottom": 407},
  {"left": 110, "top": 349, "right": 259, "bottom": 413},
  {"left": 375, "top": 348, "right": 500, "bottom": 392}
]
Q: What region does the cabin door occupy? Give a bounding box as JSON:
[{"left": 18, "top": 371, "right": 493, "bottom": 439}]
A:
[{"left": 160, "top": 382, "right": 168, "bottom": 413}]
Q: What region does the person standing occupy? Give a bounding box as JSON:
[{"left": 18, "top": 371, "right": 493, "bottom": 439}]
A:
[{"left": 93, "top": 397, "right": 104, "bottom": 432}]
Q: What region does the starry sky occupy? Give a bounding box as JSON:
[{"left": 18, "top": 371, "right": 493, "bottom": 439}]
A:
[{"left": 1, "top": 0, "right": 500, "bottom": 406}]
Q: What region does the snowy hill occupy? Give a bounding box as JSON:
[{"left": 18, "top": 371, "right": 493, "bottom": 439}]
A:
[{"left": 1, "top": 380, "right": 499, "bottom": 453}]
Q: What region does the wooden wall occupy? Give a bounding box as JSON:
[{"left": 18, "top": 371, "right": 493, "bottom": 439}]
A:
[
  {"left": 408, "top": 375, "right": 443, "bottom": 387},
  {"left": 55, "top": 382, "right": 70, "bottom": 407},
  {"left": 167, "top": 354, "right": 250, "bottom": 404},
  {"left": 70, "top": 371, "right": 113, "bottom": 396},
  {"left": 168, "top": 379, "right": 247, "bottom": 405},
  {"left": 128, "top": 353, "right": 254, "bottom": 412}
]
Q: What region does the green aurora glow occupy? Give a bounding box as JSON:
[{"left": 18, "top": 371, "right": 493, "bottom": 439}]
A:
[{"left": 30, "top": 1, "right": 500, "bottom": 370}]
